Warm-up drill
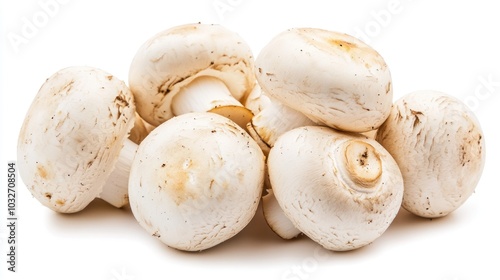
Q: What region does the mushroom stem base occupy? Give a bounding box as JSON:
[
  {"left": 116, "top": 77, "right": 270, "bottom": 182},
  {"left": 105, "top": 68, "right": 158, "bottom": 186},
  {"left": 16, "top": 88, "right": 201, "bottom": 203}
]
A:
[
  {"left": 99, "top": 138, "right": 137, "bottom": 207},
  {"left": 339, "top": 140, "right": 382, "bottom": 191}
]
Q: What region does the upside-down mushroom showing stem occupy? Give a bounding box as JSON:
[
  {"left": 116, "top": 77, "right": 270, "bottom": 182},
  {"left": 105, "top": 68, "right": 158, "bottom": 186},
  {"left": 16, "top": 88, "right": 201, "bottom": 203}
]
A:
[
  {"left": 268, "top": 126, "right": 403, "bottom": 251},
  {"left": 129, "top": 23, "right": 256, "bottom": 129}
]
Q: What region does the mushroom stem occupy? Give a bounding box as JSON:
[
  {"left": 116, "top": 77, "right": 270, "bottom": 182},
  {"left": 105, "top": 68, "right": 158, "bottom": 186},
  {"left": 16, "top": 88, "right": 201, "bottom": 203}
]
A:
[
  {"left": 99, "top": 138, "right": 138, "bottom": 207},
  {"left": 247, "top": 99, "right": 316, "bottom": 154},
  {"left": 171, "top": 76, "right": 253, "bottom": 129},
  {"left": 337, "top": 140, "right": 382, "bottom": 191}
]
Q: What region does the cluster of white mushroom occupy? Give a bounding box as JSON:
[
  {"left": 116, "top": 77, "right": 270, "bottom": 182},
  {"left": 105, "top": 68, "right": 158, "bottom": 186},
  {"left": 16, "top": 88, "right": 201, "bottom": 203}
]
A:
[{"left": 18, "top": 23, "right": 485, "bottom": 252}]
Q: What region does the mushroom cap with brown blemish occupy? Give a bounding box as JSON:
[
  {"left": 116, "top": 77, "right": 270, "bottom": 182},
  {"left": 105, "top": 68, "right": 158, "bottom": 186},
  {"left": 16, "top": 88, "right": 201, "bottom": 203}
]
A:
[
  {"left": 376, "top": 90, "right": 485, "bottom": 218},
  {"left": 255, "top": 28, "right": 393, "bottom": 133},
  {"left": 128, "top": 112, "right": 265, "bottom": 251},
  {"left": 17, "top": 66, "right": 136, "bottom": 213}
]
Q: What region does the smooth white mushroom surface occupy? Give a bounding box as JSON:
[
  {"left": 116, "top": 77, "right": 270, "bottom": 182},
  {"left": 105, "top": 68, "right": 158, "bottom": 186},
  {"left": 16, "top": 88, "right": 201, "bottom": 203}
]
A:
[
  {"left": 128, "top": 112, "right": 265, "bottom": 251},
  {"left": 255, "top": 28, "right": 393, "bottom": 133},
  {"left": 376, "top": 90, "right": 485, "bottom": 218},
  {"left": 268, "top": 126, "right": 403, "bottom": 251},
  {"left": 17, "top": 66, "right": 136, "bottom": 213},
  {"left": 128, "top": 23, "right": 255, "bottom": 127}
]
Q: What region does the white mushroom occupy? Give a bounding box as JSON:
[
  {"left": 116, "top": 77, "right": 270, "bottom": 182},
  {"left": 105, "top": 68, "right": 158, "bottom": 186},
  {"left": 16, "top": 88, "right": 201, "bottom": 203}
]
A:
[
  {"left": 128, "top": 112, "right": 265, "bottom": 251},
  {"left": 128, "top": 23, "right": 255, "bottom": 129},
  {"left": 268, "top": 126, "right": 403, "bottom": 251},
  {"left": 262, "top": 189, "right": 301, "bottom": 239},
  {"left": 248, "top": 27, "right": 393, "bottom": 149},
  {"left": 17, "top": 66, "right": 137, "bottom": 213},
  {"left": 376, "top": 90, "right": 485, "bottom": 218}
]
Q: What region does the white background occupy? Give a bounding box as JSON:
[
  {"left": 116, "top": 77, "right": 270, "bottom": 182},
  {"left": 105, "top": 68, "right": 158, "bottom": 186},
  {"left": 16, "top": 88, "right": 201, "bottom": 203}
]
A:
[{"left": 1, "top": 1, "right": 499, "bottom": 279}]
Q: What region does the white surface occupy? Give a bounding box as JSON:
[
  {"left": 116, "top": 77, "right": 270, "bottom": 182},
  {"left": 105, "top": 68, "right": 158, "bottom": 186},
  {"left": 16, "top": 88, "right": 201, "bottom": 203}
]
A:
[{"left": 1, "top": 1, "right": 499, "bottom": 279}]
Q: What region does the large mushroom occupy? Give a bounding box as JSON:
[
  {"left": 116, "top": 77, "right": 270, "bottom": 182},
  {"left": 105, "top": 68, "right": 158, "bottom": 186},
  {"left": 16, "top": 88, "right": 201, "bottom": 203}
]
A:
[
  {"left": 128, "top": 112, "right": 265, "bottom": 251},
  {"left": 376, "top": 90, "right": 486, "bottom": 218},
  {"left": 268, "top": 126, "right": 403, "bottom": 251},
  {"left": 248, "top": 27, "right": 393, "bottom": 151},
  {"left": 17, "top": 66, "right": 137, "bottom": 213},
  {"left": 128, "top": 23, "right": 255, "bottom": 129}
]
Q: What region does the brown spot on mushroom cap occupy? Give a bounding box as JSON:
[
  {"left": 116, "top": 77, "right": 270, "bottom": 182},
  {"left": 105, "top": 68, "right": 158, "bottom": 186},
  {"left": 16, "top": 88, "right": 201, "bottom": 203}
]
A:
[
  {"left": 37, "top": 164, "right": 50, "bottom": 180},
  {"left": 386, "top": 81, "right": 392, "bottom": 94},
  {"left": 114, "top": 93, "right": 130, "bottom": 108},
  {"left": 162, "top": 156, "right": 199, "bottom": 205},
  {"left": 55, "top": 199, "right": 66, "bottom": 206},
  {"left": 328, "top": 38, "right": 357, "bottom": 52},
  {"left": 456, "top": 116, "right": 483, "bottom": 168},
  {"left": 410, "top": 109, "right": 424, "bottom": 128},
  {"left": 298, "top": 28, "right": 386, "bottom": 68}
]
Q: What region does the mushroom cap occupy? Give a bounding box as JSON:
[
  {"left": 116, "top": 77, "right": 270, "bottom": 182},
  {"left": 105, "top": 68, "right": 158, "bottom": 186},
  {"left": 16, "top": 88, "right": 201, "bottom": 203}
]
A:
[
  {"left": 128, "top": 112, "right": 265, "bottom": 251},
  {"left": 255, "top": 28, "right": 393, "bottom": 132},
  {"left": 128, "top": 23, "right": 256, "bottom": 126},
  {"left": 376, "top": 90, "right": 485, "bottom": 218},
  {"left": 17, "top": 66, "right": 135, "bottom": 213},
  {"left": 268, "top": 126, "right": 403, "bottom": 251}
]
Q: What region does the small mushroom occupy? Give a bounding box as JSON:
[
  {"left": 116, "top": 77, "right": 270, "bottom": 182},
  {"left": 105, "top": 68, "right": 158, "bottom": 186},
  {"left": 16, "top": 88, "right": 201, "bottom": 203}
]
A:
[
  {"left": 128, "top": 112, "right": 265, "bottom": 251},
  {"left": 376, "top": 90, "right": 485, "bottom": 218},
  {"left": 262, "top": 189, "right": 302, "bottom": 239},
  {"left": 128, "top": 23, "right": 255, "bottom": 129},
  {"left": 248, "top": 27, "right": 393, "bottom": 150},
  {"left": 268, "top": 126, "right": 403, "bottom": 251},
  {"left": 17, "top": 66, "right": 137, "bottom": 213}
]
